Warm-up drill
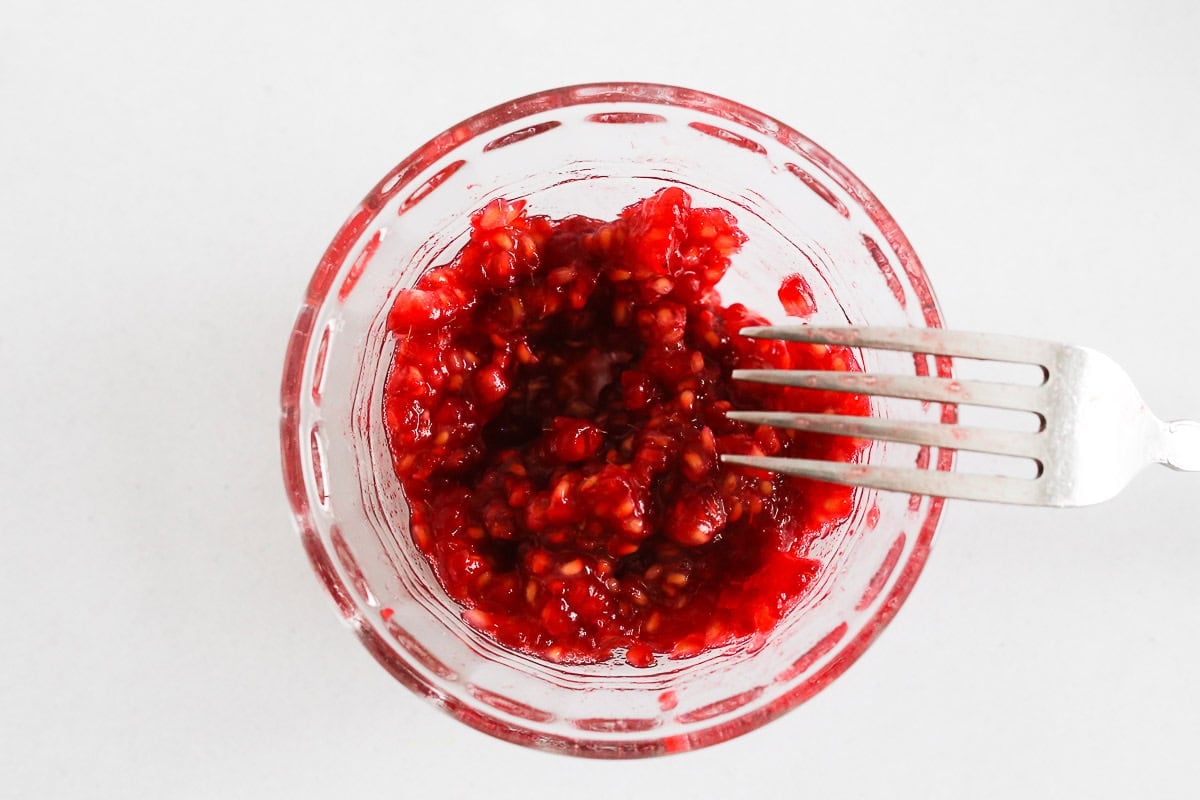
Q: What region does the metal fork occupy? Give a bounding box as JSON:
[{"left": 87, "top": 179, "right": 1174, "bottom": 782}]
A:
[{"left": 720, "top": 326, "right": 1200, "bottom": 506}]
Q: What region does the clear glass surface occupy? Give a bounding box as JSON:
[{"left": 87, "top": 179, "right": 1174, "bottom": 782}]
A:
[{"left": 280, "top": 83, "right": 954, "bottom": 757}]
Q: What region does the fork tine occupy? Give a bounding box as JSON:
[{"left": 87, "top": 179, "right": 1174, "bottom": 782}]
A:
[
  {"left": 719, "top": 455, "right": 1045, "bottom": 505},
  {"left": 724, "top": 411, "right": 1045, "bottom": 459},
  {"left": 739, "top": 325, "right": 1058, "bottom": 366},
  {"left": 731, "top": 370, "right": 1047, "bottom": 412}
]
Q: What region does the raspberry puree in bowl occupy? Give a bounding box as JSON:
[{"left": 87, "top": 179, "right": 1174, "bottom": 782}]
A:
[
  {"left": 283, "top": 82, "right": 952, "bottom": 757},
  {"left": 382, "top": 186, "right": 869, "bottom": 668}
]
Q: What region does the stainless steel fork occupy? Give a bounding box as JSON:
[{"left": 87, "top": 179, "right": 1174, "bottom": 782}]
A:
[{"left": 720, "top": 326, "right": 1200, "bottom": 506}]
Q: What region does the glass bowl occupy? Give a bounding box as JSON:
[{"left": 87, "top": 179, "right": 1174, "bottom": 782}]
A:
[{"left": 280, "top": 82, "right": 954, "bottom": 757}]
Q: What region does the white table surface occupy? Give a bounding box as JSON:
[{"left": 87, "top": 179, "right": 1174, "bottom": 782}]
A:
[{"left": 4, "top": 1, "right": 1199, "bottom": 797}]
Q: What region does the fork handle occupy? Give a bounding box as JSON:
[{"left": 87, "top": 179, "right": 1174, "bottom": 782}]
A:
[{"left": 1163, "top": 420, "right": 1200, "bottom": 472}]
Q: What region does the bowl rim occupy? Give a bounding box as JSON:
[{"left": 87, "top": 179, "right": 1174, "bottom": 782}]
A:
[{"left": 280, "top": 81, "right": 951, "bottom": 757}]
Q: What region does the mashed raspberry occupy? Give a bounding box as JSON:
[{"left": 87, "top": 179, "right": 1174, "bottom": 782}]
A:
[{"left": 383, "top": 188, "right": 867, "bottom": 667}]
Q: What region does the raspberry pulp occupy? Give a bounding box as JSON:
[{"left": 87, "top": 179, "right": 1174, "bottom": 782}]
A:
[{"left": 383, "top": 188, "right": 868, "bottom": 667}]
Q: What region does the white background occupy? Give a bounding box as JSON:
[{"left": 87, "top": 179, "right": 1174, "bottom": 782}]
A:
[{"left": 3, "top": 1, "right": 1198, "bottom": 797}]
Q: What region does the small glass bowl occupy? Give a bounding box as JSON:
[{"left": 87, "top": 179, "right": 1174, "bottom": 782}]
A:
[{"left": 280, "top": 83, "right": 954, "bottom": 758}]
